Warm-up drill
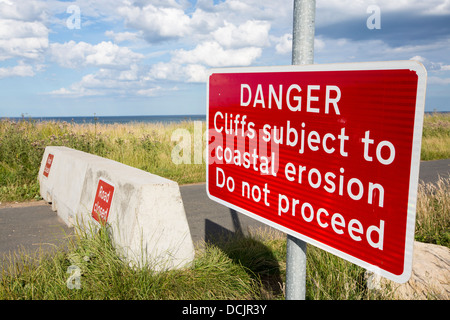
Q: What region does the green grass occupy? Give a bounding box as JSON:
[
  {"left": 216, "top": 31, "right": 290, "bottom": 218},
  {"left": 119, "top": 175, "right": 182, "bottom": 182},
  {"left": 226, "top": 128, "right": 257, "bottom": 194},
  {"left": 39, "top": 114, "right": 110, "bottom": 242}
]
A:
[
  {"left": 0, "top": 225, "right": 392, "bottom": 300},
  {"left": 415, "top": 175, "right": 450, "bottom": 247},
  {"left": 421, "top": 113, "right": 450, "bottom": 160},
  {"left": 0, "top": 114, "right": 448, "bottom": 300},
  {"left": 0, "top": 113, "right": 448, "bottom": 202},
  {"left": 0, "top": 227, "right": 271, "bottom": 300},
  {"left": 0, "top": 119, "right": 206, "bottom": 202},
  {"left": 0, "top": 177, "right": 447, "bottom": 300}
]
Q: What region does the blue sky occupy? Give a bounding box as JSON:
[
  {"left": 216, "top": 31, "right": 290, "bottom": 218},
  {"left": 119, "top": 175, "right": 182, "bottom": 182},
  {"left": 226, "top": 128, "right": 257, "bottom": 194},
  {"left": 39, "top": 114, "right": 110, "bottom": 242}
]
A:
[{"left": 0, "top": 0, "right": 449, "bottom": 117}]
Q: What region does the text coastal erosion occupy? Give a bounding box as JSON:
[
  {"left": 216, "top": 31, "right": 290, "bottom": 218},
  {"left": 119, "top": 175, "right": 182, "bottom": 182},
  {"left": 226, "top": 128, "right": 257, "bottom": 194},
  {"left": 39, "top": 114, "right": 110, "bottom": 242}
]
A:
[{"left": 207, "top": 63, "right": 425, "bottom": 279}]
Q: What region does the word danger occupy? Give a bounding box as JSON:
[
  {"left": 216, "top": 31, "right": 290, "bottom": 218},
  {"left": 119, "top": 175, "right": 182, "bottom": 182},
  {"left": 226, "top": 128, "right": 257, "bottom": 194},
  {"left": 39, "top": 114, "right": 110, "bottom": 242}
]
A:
[{"left": 240, "top": 83, "right": 341, "bottom": 114}]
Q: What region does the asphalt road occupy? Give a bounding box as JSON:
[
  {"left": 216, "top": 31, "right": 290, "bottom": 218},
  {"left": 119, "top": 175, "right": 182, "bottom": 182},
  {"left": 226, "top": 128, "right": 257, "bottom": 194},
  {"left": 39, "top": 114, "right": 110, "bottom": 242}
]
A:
[{"left": 1, "top": 159, "right": 448, "bottom": 260}]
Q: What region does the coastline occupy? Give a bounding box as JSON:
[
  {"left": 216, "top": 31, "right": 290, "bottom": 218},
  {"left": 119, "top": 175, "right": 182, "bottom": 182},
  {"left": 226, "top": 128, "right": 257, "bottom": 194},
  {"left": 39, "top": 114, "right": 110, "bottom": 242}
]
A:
[{"left": 1, "top": 114, "right": 206, "bottom": 125}]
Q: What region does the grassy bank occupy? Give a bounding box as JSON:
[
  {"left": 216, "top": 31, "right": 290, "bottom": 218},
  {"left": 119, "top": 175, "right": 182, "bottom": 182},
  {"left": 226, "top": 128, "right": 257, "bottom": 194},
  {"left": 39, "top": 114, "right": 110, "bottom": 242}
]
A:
[
  {"left": 421, "top": 112, "right": 450, "bottom": 160},
  {"left": 0, "top": 225, "right": 388, "bottom": 300},
  {"left": 0, "top": 113, "right": 448, "bottom": 300},
  {"left": 1, "top": 174, "right": 447, "bottom": 300},
  {"left": 0, "top": 119, "right": 206, "bottom": 202},
  {"left": 1, "top": 113, "right": 449, "bottom": 203}
]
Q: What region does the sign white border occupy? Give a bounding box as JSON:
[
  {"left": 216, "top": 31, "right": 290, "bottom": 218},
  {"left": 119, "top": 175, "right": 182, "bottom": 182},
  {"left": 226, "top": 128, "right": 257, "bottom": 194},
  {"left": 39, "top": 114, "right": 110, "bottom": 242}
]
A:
[{"left": 206, "top": 60, "right": 427, "bottom": 283}]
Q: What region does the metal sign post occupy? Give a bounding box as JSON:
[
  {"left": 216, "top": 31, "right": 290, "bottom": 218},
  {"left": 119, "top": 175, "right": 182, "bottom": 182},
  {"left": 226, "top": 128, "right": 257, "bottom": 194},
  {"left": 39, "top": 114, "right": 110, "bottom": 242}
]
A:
[{"left": 285, "top": 0, "right": 316, "bottom": 300}]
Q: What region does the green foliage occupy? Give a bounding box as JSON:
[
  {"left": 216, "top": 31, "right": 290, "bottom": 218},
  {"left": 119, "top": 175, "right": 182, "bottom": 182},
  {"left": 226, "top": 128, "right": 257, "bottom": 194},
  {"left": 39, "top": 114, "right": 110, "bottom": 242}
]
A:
[
  {"left": 421, "top": 113, "right": 450, "bottom": 160},
  {"left": 0, "top": 226, "right": 265, "bottom": 300},
  {"left": 0, "top": 119, "right": 205, "bottom": 202},
  {"left": 415, "top": 176, "right": 450, "bottom": 247},
  {"left": 0, "top": 115, "right": 448, "bottom": 300}
]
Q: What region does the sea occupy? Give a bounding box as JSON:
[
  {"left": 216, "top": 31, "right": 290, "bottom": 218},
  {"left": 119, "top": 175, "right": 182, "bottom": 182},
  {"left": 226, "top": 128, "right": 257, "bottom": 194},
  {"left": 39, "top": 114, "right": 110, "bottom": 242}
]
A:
[
  {"left": 4, "top": 114, "right": 206, "bottom": 124},
  {"left": 2, "top": 111, "right": 447, "bottom": 125}
]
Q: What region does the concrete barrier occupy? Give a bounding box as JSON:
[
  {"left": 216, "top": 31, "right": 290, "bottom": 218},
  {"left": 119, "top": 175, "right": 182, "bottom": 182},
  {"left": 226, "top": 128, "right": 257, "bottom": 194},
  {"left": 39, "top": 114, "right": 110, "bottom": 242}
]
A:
[{"left": 38, "top": 146, "right": 195, "bottom": 271}]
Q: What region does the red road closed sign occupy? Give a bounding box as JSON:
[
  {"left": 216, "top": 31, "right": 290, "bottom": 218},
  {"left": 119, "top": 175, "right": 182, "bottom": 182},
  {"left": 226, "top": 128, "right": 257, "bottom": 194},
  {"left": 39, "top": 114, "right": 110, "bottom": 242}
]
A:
[
  {"left": 206, "top": 61, "right": 427, "bottom": 283},
  {"left": 92, "top": 178, "right": 115, "bottom": 225},
  {"left": 43, "top": 154, "right": 54, "bottom": 178}
]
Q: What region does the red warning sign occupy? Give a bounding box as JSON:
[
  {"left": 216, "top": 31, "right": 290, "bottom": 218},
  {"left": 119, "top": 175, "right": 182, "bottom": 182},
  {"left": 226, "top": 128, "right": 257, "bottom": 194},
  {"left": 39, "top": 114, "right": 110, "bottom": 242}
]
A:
[
  {"left": 92, "top": 178, "right": 115, "bottom": 225},
  {"left": 43, "top": 154, "right": 54, "bottom": 178},
  {"left": 206, "top": 61, "right": 427, "bottom": 283}
]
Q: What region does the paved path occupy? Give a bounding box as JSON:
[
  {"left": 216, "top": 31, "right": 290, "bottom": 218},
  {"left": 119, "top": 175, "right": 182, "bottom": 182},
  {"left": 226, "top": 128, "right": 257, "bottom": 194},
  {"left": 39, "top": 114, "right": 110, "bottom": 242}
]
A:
[
  {"left": 1, "top": 159, "right": 448, "bottom": 259},
  {"left": 416, "top": 158, "right": 450, "bottom": 184}
]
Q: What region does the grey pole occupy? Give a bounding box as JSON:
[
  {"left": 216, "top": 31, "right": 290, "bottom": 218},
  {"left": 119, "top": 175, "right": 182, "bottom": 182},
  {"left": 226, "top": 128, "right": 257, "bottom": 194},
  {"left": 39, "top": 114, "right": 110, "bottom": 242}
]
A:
[
  {"left": 285, "top": 0, "right": 316, "bottom": 300},
  {"left": 291, "top": 0, "right": 316, "bottom": 65}
]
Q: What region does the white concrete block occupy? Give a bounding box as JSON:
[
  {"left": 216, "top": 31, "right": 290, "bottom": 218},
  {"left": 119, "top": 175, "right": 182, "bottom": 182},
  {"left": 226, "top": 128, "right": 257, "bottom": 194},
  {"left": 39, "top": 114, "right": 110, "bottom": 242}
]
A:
[{"left": 38, "top": 146, "right": 195, "bottom": 271}]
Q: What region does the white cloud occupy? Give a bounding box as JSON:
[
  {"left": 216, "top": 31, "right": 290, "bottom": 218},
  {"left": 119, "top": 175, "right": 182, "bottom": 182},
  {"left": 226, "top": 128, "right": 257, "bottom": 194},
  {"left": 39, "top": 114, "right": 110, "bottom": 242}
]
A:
[
  {"left": 428, "top": 76, "right": 450, "bottom": 85},
  {"left": 274, "top": 33, "right": 292, "bottom": 55},
  {"left": 118, "top": 64, "right": 140, "bottom": 81},
  {"left": 85, "top": 41, "right": 143, "bottom": 68},
  {"left": 118, "top": 4, "right": 192, "bottom": 42},
  {"left": 105, "top": 30, "right": 143, "bottom": 43},
  {"left": 0, "top": 0, "right": 49, "bottom": 62},
  {"left": 184, "top": 64, "right": 208, "bottom": 82},
  {"left": 8, "top": 0, "right": 449, "bottom": 108},
  {"left": 315, "top": 0, "right": 450, "bottom": 31},
  {"left": 49, "top": 67, "right": 175, "bottom": 98},
  {"left": 48, "top": 62, "right": 162, "bottom": 98},
  {"left": 0, "top": 19, "right": 49, "bottom": 61},
  {"left": 107, "top": 0, "right": 286, "bottom": 86},
  {"left": 49, "top": 70, "right": 132, "bottom": 97},
  {"left": 274, "top": 33, "right": 325, "bottom": 55},
  {"left": 136, "top": 85, "right": 179, "bottom": 97},
  {"left": 148, "top": 39, "right": 262, "bottom": 83},
  {"left": 149, "top": 61, "right": 208, "bottom": 83},
  {"left": 0, "top": 62, "right": 35, "bottom": 78},
  {"left": 116, "top": 0, "right": 289, "bottom": 44},
  {"left": 137, "top": 86, "right": 163, "bottom": 97},
  {"left": 410, "top": 55, "right": 450, "bottom": 72},
  {"left": 217, "top": 0, "right": 291, "bottom": 23},
  {"left": 0, "top": 0, "right": 48, "bottom": 21},
  {"left": 173, "top": 41, "right": 262, "bottom": 67},
  {"left": 48, "top": 41, "right": 91, "bottom": 68},
  {"left": 189, "top": 8, "right": 223, "bottom": 35},
  {"left": 49, "top": 40, "right": 144, "bottom": 69},
  {"left": 213, "top": 20, "right": 271, "bottom": 48}
]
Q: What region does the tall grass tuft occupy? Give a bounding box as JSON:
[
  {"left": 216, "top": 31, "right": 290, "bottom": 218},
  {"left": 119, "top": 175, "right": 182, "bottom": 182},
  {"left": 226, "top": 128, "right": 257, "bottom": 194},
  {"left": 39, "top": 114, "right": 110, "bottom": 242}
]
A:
[
  {"left": 415, "top": 175, "right": 450, "bottom": 247},
  {"left": 421, "top": 113, "right": 450, "bottom": 160},
  {"left": 0, "top": 226, "right": 266, "bottom": 300}
]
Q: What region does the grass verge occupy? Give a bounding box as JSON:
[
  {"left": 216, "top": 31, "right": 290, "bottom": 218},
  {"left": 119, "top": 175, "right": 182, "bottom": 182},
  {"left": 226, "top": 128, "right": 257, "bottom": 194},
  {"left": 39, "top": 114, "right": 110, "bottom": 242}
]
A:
[
  {"left": 1, "top": 112, "right": 449, "bottom": 202},
  {"left": 0, "top": 225, "right": 391, "bottom": 300},
  {"left": 0, "top": 114, "right": 448, "bottom": 299},
  {"left": 421, "top": 112, "right": 450, "bottom": 160},
  {"left": 2, "top": 175, "right": 447, "bottom": 300},
  {"left": 0, "top": 119, "right": 206, "bottom": 202}
]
